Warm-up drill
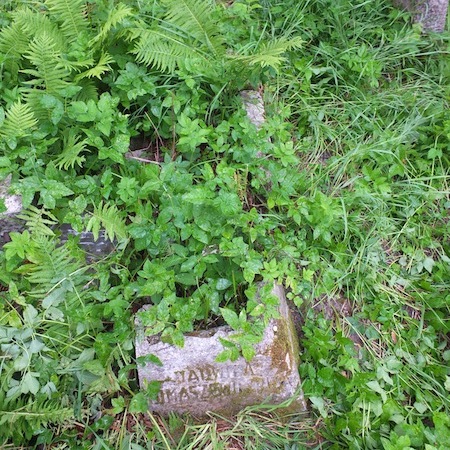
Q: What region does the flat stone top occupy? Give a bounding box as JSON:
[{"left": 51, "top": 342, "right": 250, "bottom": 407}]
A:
[
  {"left": 135, "top": 284, "right": 306, "bottom": 418},
  {"left": 0, "top": 175, "right": 22, "bottom": 216}
]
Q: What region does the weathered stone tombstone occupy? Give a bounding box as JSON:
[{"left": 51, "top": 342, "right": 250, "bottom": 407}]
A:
[
  {"left": 393, "top": 0, "right": 448, "bottom": 32},
  {"left": 0, "top": 176, "right": 115, "bottom": 259},
  {"left": 135, "top": 284, "right": 307, "bottom": 418}
]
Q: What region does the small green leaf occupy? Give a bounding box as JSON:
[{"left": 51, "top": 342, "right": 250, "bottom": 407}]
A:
[
  {"left": 422, "top": 257, "right": 434, "bottom": 274},
  {"left": 241, "top": 343, "right": 255, "bottom": 361},
  {"left": 111, "top": 396, "right": 125, "bottom": 414},
  {"left": 146, "top": 380, "right": 161, "bottom": 400},
  {"left": 413, "top": 402, "right": 428, "bottom": 414},
  {"left": 220, "top": 308, "right": 240, "bottom": 330},
  {"left": 91, "top": 415, "right": 114, "bottom": 432},
  {"left": 216, "top": 278, "right": 232, "bottom": 290},
  {"left": 23, "top": 304, "right": 39, "bottom": 325},
  {"left": 219, "top": 337, "right": 237, "bottom": 349},
  {"left": 42, "top": 287, "right": 66, "bottom": 309},
  {"left": 445, "top": 377, "right": 450, "bottom": 392},
  {"left": 4, "top": 230, "right": 33, "bottom": 260},
  {"left": 309, "top": 396, "right": 327, "bottom": 418},
  {"left": 83, "top": 360, "right": 106, "bottom": 377},
  {"left": 171, "top": 328, "right": 185, "bottom": 347},
  {"left": 29, "top": 339, "right": 45, "bottom": 354},
  {"left": 129, "top": 392, "right": 148, "bottom": 413},
  {"left": 136, "top": 354, "right": 163, "bottom": 367},
  {"left": 366, "top": 380, "right": 387, "bottom": 402},
  {"left": 175, "top": 273, "right": 198, "bottom": 285},
  {"left": 248, "top": 303, "right": 265, "bottom": 317},
  {"left": 215, "top": 350, "right": 231, "bottom": 363},
  {"left": 192, "top": 227, "right": 209, "bottom": 244},
  {"left": 21, "top": 372, "right": 40, "bottom": 395}
]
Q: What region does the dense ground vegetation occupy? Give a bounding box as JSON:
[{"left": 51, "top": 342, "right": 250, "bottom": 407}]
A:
[{"left": 0, "top": 0, "right": 449, "bottom": 448}]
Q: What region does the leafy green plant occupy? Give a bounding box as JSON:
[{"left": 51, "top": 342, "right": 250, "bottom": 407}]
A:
[{"left": 1, "top": 0, "right": 450, "bottom": 447}]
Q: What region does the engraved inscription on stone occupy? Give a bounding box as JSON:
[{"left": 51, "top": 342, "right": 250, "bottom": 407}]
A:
[{"left": 135, "top": 284, "right": 306, "bottom": 418}]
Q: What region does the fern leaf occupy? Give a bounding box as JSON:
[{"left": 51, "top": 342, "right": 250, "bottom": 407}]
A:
[
  {"left": 0, "top": 21, "right": 29, "bottom": 79},
  {"left": 75, "top": 79, "right": 99, "bottom": 102},
  {"left": 16, "top": 205, "right": 57, "bottom": 237},
  {"left": 86, "top": 201, "right": 127, "bottom": 242},
  {"left": 21, "top": 32, "right": 70, "bottom": 94},
  {"left": 0, "top": 21, "right": 29, "bottom": 57},
  {"left": 90, "top": 2, "right": 134, "bottom": 46},
  {"left": 161, "top": 0, "right": 224, "bottom": 57},
  {"left": 0, "top": 392, "right": 73, "bottom": 443},
  {"left": 15, "top": 235, "right": 82, "bottom": 291},
  {"left": 230, "top": 36, "right": 303, "bottom": 70},
  {"left": 130, "top": 0, "right": 225, "bottom": 73},
  {"left": 74, "top": 52, "right": 114, "bottom": 81},
  {"left": 133, "top": 29, "right": 192, "bottom": 73},
  {"left": 45, "top": 0, "right": 88, "bottom": 42},
  {"left": 0, "top": 101, "right": 38, "bottom": 139},
  {"left": 54, "top": 130, "right": 88, "bottom": 170},
  {"left": 13, "top": 7, "right": 65, "bottom": 51}
]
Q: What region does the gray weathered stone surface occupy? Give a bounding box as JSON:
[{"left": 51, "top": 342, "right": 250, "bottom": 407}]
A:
[
  {"left": 241, "top": 90, "right": 265, "bottom": 130},
  {"left": 0, "top": 177, "right": 115, "bottom": 259},
  {"left": 58, "top": 224, "right": 116, "bottom": 262},
  {"left": 393, "top": 0, "right": 448, "bottom": 32},
  {"left": 135, "top": 284, "right": 306, "bottom": 418},
  {"left": 0, "top": 175, "right": 25, "bottom": 245}
]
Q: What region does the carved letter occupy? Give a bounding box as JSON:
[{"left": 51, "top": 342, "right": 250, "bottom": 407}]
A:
[
  {"left": 188, "top": 369, "right": 199, "bottom": 382},
  {"left": 174, "top": 370, "right": 186, "bottom": 382},
  {"left": 244, "top": 363, "right": 255, "bottom": 375},
  {"left": 179, "top": 387, "right": 190, "bottom": 402}
]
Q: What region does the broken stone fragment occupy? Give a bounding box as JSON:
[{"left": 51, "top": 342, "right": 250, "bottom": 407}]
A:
[
  {"left": 393, "top": 0, "right": 448, "bottom": 32},
  {"left": 0, "top": 175, "right": 25, "bottom": 245},
  {"left": 0, "top": 177, "right": 115, "bottom": 260},
  {"left": 240, "top": 90, "right": 266, "bottom": 130},
  {"left": 135, "top": 284, "right": 307, "bottom": 418}
]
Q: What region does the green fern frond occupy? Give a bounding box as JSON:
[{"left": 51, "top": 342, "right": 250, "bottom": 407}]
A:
[
  {"left": 16, "top": 235, "right": 82, "bottom": 290},
  {"left": 0, "top": 101, "right": 38, "bottom": 139},
  {"left": 16, "top": 205, "right": 57, "bottom": 237},
  {"left": 86, "top": 201, "right": 127, "bottom": 242},
  {"left": 45, "top": 0, "right": 88, "bottom": 42},
  {"left": 90, "top": 2, "right": 134, "bottom": 46},
  {"left": 59, "top": 56, "right": 96, "bottom": 74},
  {"left": 0, "top": 392, "right": 73, "bottom": 443},
  {"left": 133, "top": 29, "right": 195, "bottom": 73},
  {"left": 0, "top": 21, "right": 29, "bottom": 57},
  {"left": 21, "top": 32, "right": 70, "bottom": 94},
  {"left": 130, "top": 0, "right": 224, "bottom": 73},
  {"left": 54, "top": 130, "right": 88, "bottom": 170},
  {"left": 74, "top": 52, "right": 114, "bottom": 81},
  {"left": 230, "top": 36, "right": 303, "bottom": 70},
  {"left": 0, "top": 21, "right": 29, "bottom": 79},
  {"left": 75, "top": 79, "right": 99, "bottom": 102},
  {"left": 13, "top": 7, "right": 65, "bottom": 51},
  {"left": 161, "top": 0, "right": 224, "bottom": 57}
]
